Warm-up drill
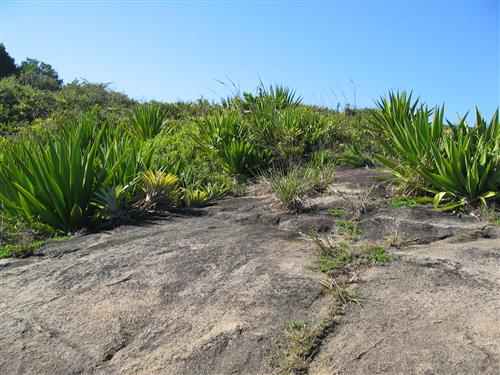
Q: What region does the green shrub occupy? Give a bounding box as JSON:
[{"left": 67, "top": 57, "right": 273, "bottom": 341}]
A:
[
  {"left": 55, "top": 80, "right": 134, "bottom": 115},
  {"left": 0, "top": 77, "right": 135, "bottom": 134},
  {"left": 0, "top": 76, "right": 55, "bottom": 130},
  {"left": 372, "top": 92, "right": 499, "bottom": 209}
]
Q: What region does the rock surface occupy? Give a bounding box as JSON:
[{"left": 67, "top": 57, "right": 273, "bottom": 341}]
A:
[
  {"left": 0, "top": 168, "right": 498, "bottom": 374},
  {"left": 310, "top": 214, "right": 500, "bottom": 375}
]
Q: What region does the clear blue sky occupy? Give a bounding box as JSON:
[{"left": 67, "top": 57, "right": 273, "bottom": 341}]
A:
[{"left": 1, "top": 0, "right": 499, "bottom": 117}]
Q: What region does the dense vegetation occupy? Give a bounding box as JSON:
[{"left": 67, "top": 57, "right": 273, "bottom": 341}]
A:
[{"left": 0, "top": 44, "right": 498, "bottom": 257}]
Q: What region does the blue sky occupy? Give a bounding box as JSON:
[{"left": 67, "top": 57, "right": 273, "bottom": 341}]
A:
[{"left": 1, "top": 0, "right": 499, "bottom": 117}]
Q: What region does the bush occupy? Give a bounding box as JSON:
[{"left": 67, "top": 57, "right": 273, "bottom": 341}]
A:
[
  {"left": 0, "top": 76, "right": 55, "bottom": 131},
  {"left": 54, "top": 80, "right": 134, "bottom": 119},
  {"left": 0, "top": 77, "right": 135, "bottom": 134}
]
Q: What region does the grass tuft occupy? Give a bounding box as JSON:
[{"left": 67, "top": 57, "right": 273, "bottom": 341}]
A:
[
  {"left": 260, "top": 165, "right": 334, "bottom": 211},
  {"left": 304, "top": 231, "right": 390, "bottom": 275}
]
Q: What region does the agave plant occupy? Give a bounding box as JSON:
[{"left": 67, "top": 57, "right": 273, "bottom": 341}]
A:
[
  {"left": 0, "top": 109, "right": 158, "bottom": 231},
  {"left": 129, "top": 103, "right": 171, "bottom": 140},
  {"left": 371, "top": 91, "right": 499, "bottom": 209},
  {"left": 99, "top": 123, "right": 154, "bottom": 189},
  {"left": 195, "top": 111, "right": 245, "bottom": 148},
  {"left": 0, "top": 117, "right": 106, "bottom": 230}
]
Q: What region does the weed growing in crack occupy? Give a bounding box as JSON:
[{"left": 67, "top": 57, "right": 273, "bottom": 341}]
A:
[
  {"left": 336, "top": 184, "right": 377, "bottom": 218},
  {"left": 269, "top": 232, "right": 391, "bottom": 374},
  {"left": 303, "top": 231, "right": 390, "bottom": 276},
  {"left": 268, "top": 321, "right": 316, "bottom": 374},
  {"left": 449, "top": 230, "right": 485, "bottom": 243},
  {"left": 267, "top": 311, "right": 345, "bottom": 375},
  {"left": 336, "top": 220, "right": 362, "bottom": 237},
  {"left": 319, "top": 277, "right": 368, "bottom": 307},
  {"left": 385, "top": 228, "right": 418, "bottom": 249}
]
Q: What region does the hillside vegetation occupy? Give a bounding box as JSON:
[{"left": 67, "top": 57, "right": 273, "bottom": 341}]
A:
[{"left": 0, "top": 44, "right": 498, "bottom": 257}]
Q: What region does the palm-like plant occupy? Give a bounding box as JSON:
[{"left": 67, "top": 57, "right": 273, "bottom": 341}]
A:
[
  {"left": 98, "top": 123, "right": 154, "bottom": 189},
  {"left": 93, "top": 185, "right": 132, "bottom": 224}
]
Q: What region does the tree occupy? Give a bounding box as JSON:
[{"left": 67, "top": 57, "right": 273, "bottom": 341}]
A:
[
  {"left": 0, "top": 76, "right": 55, "bottom": 129},
  {"left": 18, "top": 58, "right": 62, "bottom": 91},
  {"left": 0, "top": 44, "right": 17, "bottom": 79}
]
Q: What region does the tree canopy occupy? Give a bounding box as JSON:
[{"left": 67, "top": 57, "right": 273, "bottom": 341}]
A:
[
  {"left": 18, "top": 58, "right": 63, "bottom": 91},
  {"left": 0, "top": 44, "right": 17, "bottom": 79}
]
